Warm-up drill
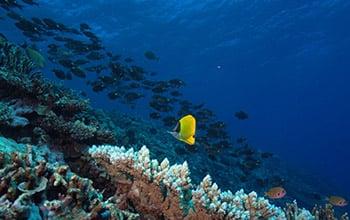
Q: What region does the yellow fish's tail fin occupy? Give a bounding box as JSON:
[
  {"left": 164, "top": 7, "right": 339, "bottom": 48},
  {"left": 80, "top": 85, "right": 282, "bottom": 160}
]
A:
[
  {"left": 168, "top": 131, "right": 180, "bottom": 139},
  {"left": 168, "top": 130, "right": 195, "bottom": 145}
]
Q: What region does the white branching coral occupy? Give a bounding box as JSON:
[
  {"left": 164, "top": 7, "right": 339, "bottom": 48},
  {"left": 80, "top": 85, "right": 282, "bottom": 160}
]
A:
[{"left": 88, "top": 144, "right": 313, "bottom": 220}]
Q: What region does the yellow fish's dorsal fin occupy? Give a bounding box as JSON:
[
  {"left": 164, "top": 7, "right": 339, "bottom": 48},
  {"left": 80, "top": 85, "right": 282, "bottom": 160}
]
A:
[{"left": 178, "top": 114, "right": 196, "bottom": 145}]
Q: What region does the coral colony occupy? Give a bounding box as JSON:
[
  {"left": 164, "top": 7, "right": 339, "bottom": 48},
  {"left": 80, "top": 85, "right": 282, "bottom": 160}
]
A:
[{"left": 0, "top": 23, "right": 349, "bottom": 220}]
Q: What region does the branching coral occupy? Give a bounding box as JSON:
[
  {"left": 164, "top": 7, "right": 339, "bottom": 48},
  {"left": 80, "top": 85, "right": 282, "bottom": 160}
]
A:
[
  {"left": 0, "top": 40, "right": 35, "bottom": 75},
  {"left": 284, "top": 200, "right": 315, "bottom": 220},
  {"left": 0, "top": 138, "right": 139, "bottom": 220},
  {"left": 89, "top": 144, "right": 295, "bottom": 219},
  {"left": 312, "top": 204, "right": 349, "bottom": 220}
]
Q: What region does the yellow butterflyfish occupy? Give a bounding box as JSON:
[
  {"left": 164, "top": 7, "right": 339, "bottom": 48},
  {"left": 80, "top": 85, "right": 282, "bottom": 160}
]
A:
[{"left": 168, "top": 114, "right": 196, "bottom": 145}]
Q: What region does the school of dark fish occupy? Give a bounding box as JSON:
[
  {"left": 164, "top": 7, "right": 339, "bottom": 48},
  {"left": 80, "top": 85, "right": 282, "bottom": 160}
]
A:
[{"left": 1, "top": 0, "right": 250, "bottom": 161}]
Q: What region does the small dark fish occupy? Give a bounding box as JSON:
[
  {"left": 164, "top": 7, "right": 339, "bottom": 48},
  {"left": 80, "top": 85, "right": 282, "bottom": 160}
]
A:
[
  {"left": 73, "top": 59, "right": 90, "bottom": 65},
  {"left": 149, "top": 100, "right": 173, "bottom": 112},
  {"left": 42, "top": 18, "right": 59, "bottom": 30},
  {"left": 124, "top": 92, "right": 143, "bottom": 102},
  {"left": 211, "top": 121, "right": 226, "bottom": 129},
  {"left": 7, "top": 11, "right": 23, "bottom": 21},
  {"left": 235, "top": 110, "right": 249, "bottom": 120},
  {"left": 91, "top": 80, "right": 106, "bottom": 92},
  {"left": 70, "top": 66, "right": 86, "bottom": 78},
  {"left": 168, "top": 79, "right": 185, "bottom": 88},
  {"left": 0, "top": 1, "right": 23, "bottom": 10},
  {"left": 52, "top": 69, "right": 66, "bottom": 80},
  {"left": 149, "top": 112, "right": 161, "bottom": 119},
  {"left": 66, "top": 28, "right": 81, "bottom": 35},
  {"left": 58, "top": 59, "right": 74, "bottom": 68},
  {"left": 128, "top": 82, "right": 140, "bottom": 89},
  {"left": 86, "top": 51, "right": 103, "bottom": 60},
  {"left": 124, "top": 57, "right": 133, "bottom": 63},
  {"left": 109, "top": 62, "right": 125, "bottom": 79},
  {"left": 152, "top": 81, "right": 169, "bottom": 93},
  {"left": 31, "top": 17, "right": 43, "bottom": 26},
  {"left": 128, "top": 66, "right": 145, "bottom": 81},
  {"left": 216, "top": 140, "right": 231, "bottom": 149},
  {"left": 108, "top": 91, "right": 121, "bottom": 100},
  {"left": 82, "top": 30, "right": 99, "bottom": 42},
  {"left": 144, "top": 50, "right": 159, "bottom": 61},
  {"left": 88, "top": 41, "right": 103, "bottom": 51},
  {"left": 15, "top": 19, "right": 40, "bottom": 34},
  {"left": 142, "top": 80, "right": 157, "bottom": 89},
  {"left": 53, "top": 36, "right": 69, "bottom": 42},
  {"left": 196, "top": 108, "right": 214, "bottom": 119},
  {"left": 80, "top": 23, "right": 91, "bottom": 31},
  {"left": 170, "top": 91, "right": 182, "bottom": 97},
  {"left": 98, "top": 75, "right": 115, "bottom": 84},
  {"left": 22, "top": 0, "right": 39, "bottom": 6},
  {"left": 152, "top": 95, "right": 173, "bottom": 105},
  {"left": 85, "top": 65, "right": 106, "bottom": 74}
]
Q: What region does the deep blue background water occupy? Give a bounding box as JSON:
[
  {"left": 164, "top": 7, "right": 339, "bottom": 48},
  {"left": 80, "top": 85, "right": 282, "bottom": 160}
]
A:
[{"left": 2, "top": 0, "right": 350, "bottom": 203}]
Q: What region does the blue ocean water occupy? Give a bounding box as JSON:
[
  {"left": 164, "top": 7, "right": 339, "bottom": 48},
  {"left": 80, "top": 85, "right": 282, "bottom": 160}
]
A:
[{"left": 1, "top": 0, "right": 349, "bottom": 211}]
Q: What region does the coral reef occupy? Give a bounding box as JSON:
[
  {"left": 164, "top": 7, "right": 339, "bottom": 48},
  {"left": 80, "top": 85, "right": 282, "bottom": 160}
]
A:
[
  {"left": 90, "top": 144, "right": 310, "bottom": 219},
  {"left": 0, "top": 137, "right": 138, "bottom": 219},
  {"left": 1, "top": 39, "right": 348, "bottom": 219},
  {"left": 0, "top": 38, "right": 115, "bottom": 154},
  {"left": 91, "top": 109, "right": 335, "bottom": 212},
  {"left": 284, "top": 200, "right": 315, "bottom": 219}
]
